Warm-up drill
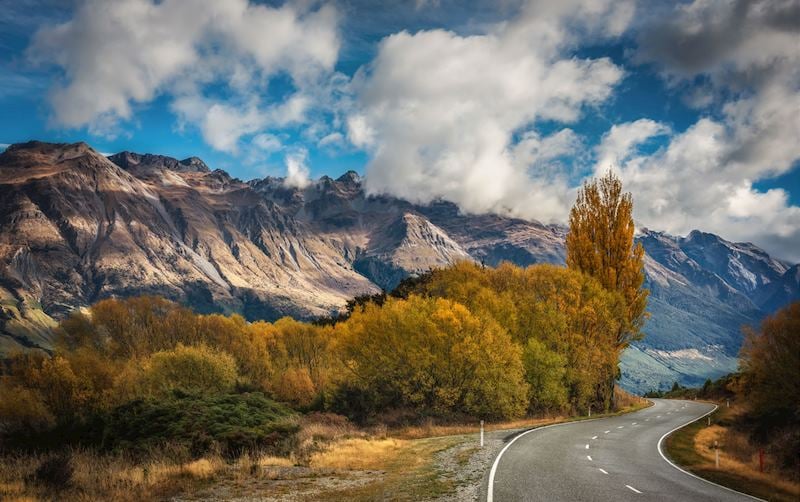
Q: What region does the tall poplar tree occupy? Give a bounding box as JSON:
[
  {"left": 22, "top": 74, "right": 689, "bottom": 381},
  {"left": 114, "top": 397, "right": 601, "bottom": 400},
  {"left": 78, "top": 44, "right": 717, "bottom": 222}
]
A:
[
  {"left": 567, "top": 171, "right": 648, "bottom": 410},
  {"left": 566, "top": 171, "right": 648, "bottom": 349}
]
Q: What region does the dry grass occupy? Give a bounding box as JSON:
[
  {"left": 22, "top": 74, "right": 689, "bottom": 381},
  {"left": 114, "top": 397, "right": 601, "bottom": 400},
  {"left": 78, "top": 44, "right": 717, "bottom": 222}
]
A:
[
  {"left": 391, "top": 415, "right": 589, "bottom": 439},
  {"left": 694, "top": 424, "right": 800, "bottom": 498},
  {"left": 665, "top": 402, "right": 800, "bottom": 502},
  {"left": 615, "top": 385, "right": 649, "bottom": 409},
  {"left": 310, "top": 438, "right": 407, "bottom": 470},
  {"left": 0, "top": 449, "right": 297, "bottom": 501}
]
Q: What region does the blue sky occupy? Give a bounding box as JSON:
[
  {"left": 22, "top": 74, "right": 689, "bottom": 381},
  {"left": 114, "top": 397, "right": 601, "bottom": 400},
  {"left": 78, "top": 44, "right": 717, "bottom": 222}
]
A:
[{"left": 0, "top": 0, "right": 798, "bottom": 260}]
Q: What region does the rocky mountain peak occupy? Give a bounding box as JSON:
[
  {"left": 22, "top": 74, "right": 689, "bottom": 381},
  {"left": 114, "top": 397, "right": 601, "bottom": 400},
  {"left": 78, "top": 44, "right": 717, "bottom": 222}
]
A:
[
  {"left": 1, "top": 140, "right": 798, "bottom": 394},
  {"left": 108, "top": 151, "right": 210, "bottom": 174},
  {"left": 1, "top": 140, "right": 99, "bottom": 164},
  {"left": 336, "top": 170, "right": 361, "bottom": 185}
]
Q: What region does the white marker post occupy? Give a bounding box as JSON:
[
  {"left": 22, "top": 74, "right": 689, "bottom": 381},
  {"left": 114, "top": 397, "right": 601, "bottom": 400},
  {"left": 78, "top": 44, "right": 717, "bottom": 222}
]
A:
[
  {"left": 480, "top": 420, "right": 484, "bottom": 448},
  {"left": 715, "top": 440, "right": 720, "bottom": 469},
  {"left": 708, "top": 416, "right": 711, "bottom": 426}
]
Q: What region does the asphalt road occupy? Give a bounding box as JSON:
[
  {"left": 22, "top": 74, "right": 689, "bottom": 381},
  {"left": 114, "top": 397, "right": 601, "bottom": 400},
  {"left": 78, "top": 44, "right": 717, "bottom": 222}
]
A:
[{"left": 484, "top": 399, "right": 759, "bottom": 502}]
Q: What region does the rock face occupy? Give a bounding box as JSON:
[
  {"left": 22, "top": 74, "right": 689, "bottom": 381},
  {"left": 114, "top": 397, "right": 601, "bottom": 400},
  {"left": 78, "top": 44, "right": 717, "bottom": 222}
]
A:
[{"left": 1, "top": 141, "right": 797, "bottom": 392}]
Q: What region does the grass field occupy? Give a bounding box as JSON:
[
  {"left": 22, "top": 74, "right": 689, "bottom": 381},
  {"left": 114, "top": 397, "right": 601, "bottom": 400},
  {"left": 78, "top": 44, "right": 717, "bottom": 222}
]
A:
[{"left": 663, "top": 402, "right": 800, "bottom": 502}]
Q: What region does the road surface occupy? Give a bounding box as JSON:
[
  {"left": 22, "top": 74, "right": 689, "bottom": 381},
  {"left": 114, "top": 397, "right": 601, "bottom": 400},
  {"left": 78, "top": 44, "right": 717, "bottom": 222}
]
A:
[{"left": 484, "top": 398, "right": 759, "bottom": 501}]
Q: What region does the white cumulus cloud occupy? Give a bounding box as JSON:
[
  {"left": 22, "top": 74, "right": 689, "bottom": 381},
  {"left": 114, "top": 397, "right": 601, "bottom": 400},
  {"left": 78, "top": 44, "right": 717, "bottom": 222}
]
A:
[
  {"left": 28, "top": 0, "right": 340, "bottom": 151},
  {"left": 350, "top": 0, "right": 634, "bottom": 222}
]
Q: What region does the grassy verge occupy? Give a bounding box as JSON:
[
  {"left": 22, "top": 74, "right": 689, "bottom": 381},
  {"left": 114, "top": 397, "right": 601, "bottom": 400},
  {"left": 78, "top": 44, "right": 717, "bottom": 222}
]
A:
[{"left": 664, "top": 403, "right": 800, "bottom": 502}]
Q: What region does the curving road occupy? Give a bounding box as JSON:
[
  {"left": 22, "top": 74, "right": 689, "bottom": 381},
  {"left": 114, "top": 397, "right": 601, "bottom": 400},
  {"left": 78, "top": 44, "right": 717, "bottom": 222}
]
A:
[{"left": 484, "top": 399, "right": 759, "bottom": 502}]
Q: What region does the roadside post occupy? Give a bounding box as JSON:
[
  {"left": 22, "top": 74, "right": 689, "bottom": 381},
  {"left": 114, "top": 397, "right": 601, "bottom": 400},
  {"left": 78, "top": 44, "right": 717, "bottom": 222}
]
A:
[
  {"left": 708, "top": 416, "right": 711, "bottom": 426},
  {"left": 714, "top": 440, "right": 719, "bottom": 468},
  {"left": 480, "top": 420, "right": 484, "bottom": 448},
  {"left": 759, "top": 449, "right": 764, "bottom": 472}
]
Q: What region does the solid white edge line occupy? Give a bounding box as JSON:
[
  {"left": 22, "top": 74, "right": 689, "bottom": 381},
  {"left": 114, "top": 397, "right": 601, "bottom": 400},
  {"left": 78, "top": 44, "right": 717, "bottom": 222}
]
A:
[
  {"left": 486, "top": 416, "right": 605, "bottom": 502},
  {"left": 626, "top": 484, "right": 642, "bottom": 494},
  {"left": 656, "top": 400, "right": 765, "bottom": 502}
]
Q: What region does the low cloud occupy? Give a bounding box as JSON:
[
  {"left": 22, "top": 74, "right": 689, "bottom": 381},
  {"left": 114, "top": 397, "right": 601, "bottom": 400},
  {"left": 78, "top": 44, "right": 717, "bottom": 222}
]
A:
[
  {"left": 283, "top": 149, "right": 311, "bottom": 189},
  {"left": 351, "top": 0, "right": 633, "bottom": 222}
]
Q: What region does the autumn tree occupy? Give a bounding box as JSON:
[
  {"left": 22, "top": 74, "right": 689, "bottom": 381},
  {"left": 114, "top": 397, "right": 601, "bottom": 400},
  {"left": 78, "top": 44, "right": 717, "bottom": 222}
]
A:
[
  {"left": 739, "top": 302, "right": 800, "bottom": 426},
  {"left": 566, "top": 171, "right": 648, "bottom": 349},
  {"left": 407, "top": 261, "right": 623, "bottom": 413},
  {"left": 120, "top": 344, "right": 239, "bottom": 400},
  {"left": 336, "top": 295, "right": 528, "bottom": 420}
]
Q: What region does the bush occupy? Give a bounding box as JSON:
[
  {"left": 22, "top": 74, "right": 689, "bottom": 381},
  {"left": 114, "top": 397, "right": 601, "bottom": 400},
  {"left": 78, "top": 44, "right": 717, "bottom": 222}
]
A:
[
  {"left": 100, "top": 392, "right": 298, "bottom": 458},
  {"left": 128, "top": 344, "right": 239, "bottom": 399},
  {"left": 33, "top": 454, "right": 73, "bottom": 489}
]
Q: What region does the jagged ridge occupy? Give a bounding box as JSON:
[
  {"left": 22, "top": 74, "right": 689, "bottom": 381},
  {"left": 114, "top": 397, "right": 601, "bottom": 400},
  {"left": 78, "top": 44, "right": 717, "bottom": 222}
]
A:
[{"left": 1, "top": 141, "right": 797, "bottom": 393}]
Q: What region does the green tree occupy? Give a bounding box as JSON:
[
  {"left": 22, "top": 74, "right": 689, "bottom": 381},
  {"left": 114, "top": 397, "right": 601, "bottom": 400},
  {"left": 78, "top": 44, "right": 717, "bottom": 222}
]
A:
[
  {"left": 522, "top": 338, "right": 568, "bottom": 413},
  {"left": 739, "top": 302, "right": 800, "bottom": 425}
]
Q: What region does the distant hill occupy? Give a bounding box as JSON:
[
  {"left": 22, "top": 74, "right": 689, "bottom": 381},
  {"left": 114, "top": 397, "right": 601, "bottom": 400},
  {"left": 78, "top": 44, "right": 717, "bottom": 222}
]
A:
[{"left": 1, "top": 141, "right": 797, "bottom": 391}]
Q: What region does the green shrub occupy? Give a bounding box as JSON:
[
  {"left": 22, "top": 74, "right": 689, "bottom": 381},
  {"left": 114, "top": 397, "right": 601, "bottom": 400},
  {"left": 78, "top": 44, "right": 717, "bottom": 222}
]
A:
[{"left": 100, "top": 392, "right": 298, "bottom": 458}]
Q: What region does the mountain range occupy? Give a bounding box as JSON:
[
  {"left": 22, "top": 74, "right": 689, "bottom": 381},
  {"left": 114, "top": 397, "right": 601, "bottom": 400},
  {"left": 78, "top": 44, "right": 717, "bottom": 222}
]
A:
[{"left": 1, "top": 141, "right": 797, "bottom": 392}]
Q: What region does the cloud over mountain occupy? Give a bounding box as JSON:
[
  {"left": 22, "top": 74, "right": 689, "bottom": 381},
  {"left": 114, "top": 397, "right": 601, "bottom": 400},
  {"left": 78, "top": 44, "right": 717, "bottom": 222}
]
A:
[
  {"left": 18, "top": 0, "right": 800, "bottom": 262},
  {"left": 350, "top": 0, "right": 632, "bottom": 222}
]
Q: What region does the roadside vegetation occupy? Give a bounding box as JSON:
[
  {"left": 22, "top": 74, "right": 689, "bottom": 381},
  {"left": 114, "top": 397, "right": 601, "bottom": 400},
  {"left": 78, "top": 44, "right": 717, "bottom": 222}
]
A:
[
  {"left": 663, "top": 301, "right": 800, "bottom": 501},
  {"left": 0, "top": 172, "right": 651, "bottom": 500}
]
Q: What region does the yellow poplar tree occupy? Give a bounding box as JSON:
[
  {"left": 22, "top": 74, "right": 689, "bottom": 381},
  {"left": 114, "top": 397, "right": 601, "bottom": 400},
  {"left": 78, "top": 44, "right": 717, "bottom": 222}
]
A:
[
  {"left": 566, "top": 171, "right": 648, "bottom": 410},
  {"left": 566, "top": 170, "right": 648, "bottom": 349}
]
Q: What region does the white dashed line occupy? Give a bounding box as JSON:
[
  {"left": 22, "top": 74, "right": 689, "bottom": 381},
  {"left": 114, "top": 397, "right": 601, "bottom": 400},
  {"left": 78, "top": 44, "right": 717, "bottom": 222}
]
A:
[
  {"left": 645, "top": 418, "right": 650, "bottom": 421},
  {"left": 587, "top": 455, "right": 593, "bottom": 461},
  {"left": 657, "top": 415, "right": 662, "bottom": 418},
  {"left": 632, "top": 422, "right": 637, "bottom": 425},
  {"left": 599, "top": 468, "right": 608, "bottom": 475},
  {"left": 592, "top": 436, "right": 598, "bottom": 440},
  {"left": 585, "top": 444, "right": 590, "bottom": 449},
  {"left": 626, "top": 485, "right": 642, "bottom": 494},
  {"left": 604, "top": 430, "right": 610, "bottom": 434},
  {"left": 617, "top": 426, "right": 624, "bottom": 429}
]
